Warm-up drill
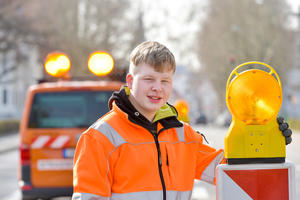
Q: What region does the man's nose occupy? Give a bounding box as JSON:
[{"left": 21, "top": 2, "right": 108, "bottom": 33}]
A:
[{"left": 152, "top": 81, "right": 162, "bottom": 91}]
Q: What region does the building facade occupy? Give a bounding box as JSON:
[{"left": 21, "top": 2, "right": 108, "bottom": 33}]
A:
[{"left": 0, "top": 44, "right": 42, "bottom": 119}]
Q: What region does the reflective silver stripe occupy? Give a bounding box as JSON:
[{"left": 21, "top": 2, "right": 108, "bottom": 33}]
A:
[
  {"left": 175, "top": 126, "right": 185, "bottom": 142},
  {"left": 91, "top": 120, "right": 127, "bottom": 147},
  {"left": 201, "top": 151, "right": 224, "bottom": 184},
  {"left": 111, "top": 190, "right": 192, "bottom": 200},
  {"left": 72, "top": 192, "right": 110, "bottom": 200}
]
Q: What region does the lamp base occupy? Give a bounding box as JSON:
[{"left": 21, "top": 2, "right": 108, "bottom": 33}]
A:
[{"left": 226, "top": 157, "right": 285, "bottom": 165}]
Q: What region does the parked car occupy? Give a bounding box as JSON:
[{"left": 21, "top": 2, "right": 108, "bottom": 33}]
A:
[
  {"left": 195, "top": 113, "right": 207, "bottom": 124},
  {"left": 215, "top": 110, "right": 232, "bottom": 127}
]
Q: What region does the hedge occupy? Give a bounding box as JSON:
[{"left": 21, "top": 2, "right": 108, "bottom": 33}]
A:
[
  {"left": 0, "top": 119, "right": 20, "bottom": 135},
  {"left": 288, "top": 119, "right": 300, "bottom": 132}
]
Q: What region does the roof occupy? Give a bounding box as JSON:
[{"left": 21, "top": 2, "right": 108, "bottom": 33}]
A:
[{"left": 29, "top": 80, "right": 124, "bottom": 93}]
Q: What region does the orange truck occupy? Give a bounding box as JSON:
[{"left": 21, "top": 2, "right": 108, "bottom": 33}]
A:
[{"left": 19, "top": 52, "right": 123, "bottom": 200}]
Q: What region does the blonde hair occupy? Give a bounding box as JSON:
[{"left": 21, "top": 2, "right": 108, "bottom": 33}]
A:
[{"left": 129, "top": 41, "right": 176, "bottom": 74}]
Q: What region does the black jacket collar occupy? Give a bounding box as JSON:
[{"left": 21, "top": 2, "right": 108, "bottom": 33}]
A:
[{"left": 108, "top": 87, "right": 182, "bottom": 132}]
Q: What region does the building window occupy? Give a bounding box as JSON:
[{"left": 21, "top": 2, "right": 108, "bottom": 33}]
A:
[{"left": 3, "top": 89, "right": 7, "bottom": 105}]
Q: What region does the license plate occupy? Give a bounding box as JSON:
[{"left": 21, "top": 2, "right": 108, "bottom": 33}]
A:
[
  {"left": 63, "top": 148, "right": 75, "bottom": 158},
  {"left": 37, "top": 159, "right": 73, "bottom": 170}
]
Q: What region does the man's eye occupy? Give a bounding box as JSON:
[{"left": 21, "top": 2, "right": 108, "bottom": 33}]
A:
[
  {"left": 162, "top": 80, "right": 170, "bottom": 83},
  {"left": 144, "top": 78, "right": 153, "bottom": 81}
]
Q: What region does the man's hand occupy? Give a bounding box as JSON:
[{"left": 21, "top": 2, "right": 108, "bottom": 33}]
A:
[{"left": 277, "top": 116, "right": 292, "bottom": 145}]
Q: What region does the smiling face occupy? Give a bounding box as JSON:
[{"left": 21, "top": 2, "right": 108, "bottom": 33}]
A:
[{"left": 126, "top": 63, "right": 174, "bottom": 121}]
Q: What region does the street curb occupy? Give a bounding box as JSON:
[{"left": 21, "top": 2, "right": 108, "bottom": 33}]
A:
[
  {"left": 0, "top": 132, "right": 19, "bottom": 154},
  {"left": 0, "top": 145, "right": 18, "bottom": 154}
]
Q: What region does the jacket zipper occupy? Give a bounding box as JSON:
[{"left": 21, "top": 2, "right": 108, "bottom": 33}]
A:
[{"left": 152, "top": 128, "right": 166, "bottom": 200}]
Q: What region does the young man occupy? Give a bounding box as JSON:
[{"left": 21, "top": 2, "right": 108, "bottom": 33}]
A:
[{"left": 72, "top": 41, "right": 291, "bottom": 200}]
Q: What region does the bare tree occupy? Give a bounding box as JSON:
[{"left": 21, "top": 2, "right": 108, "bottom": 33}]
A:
[
  {"left": 1, "top": 0, "right": 145, "bottom": 78},
  {"left": 32, "top": 0, "right": 142, "bottom": 75},
  {"left": 0, "top": 0, "right": 41, "bottom": 79},
  {"left": 196, "top": 0, "right": 295, "bottom": 110}
]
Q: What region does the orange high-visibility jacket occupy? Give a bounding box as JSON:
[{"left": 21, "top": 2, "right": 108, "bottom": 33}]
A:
[{"left": 72, "top": 102, "right": 224, "bottom": 200}]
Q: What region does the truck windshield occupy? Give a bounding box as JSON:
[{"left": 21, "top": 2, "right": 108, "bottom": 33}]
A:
[{"left": 28, "top": 91, "right": 113, "bottom": 128}]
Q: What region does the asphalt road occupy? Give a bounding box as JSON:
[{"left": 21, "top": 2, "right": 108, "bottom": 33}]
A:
[{"left": 0, "top": 125, "right": 299, "bottom": 200}]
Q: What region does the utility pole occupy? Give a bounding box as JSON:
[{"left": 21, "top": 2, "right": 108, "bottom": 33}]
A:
[
  {"left": 289, "top": 6, "right": 300, "bottom": 118},
  {"left": 283, "top": 6, "right": 300, "bottom": 119},
  {"left": 295, "top": 6, "right": 300, "bottom": 70}
]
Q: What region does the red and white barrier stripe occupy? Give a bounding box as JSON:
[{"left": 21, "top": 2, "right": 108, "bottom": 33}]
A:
[
  {"left": 31, "top": 135, "right": 70, "bottom": 149},
  {"left": 216, "top": 162, "right": 296, "bottom": 200}
]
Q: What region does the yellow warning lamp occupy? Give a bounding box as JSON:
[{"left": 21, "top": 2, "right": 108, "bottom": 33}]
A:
[
  {"left": 174, "top": 100, "right": 190, "bottom": 123},
  {"left": 88, "top": 51, "right": 114, "bottom": 76},
  {"left": 225, "top": 61, "right": 286, "bottom": 164},
  {"left": 44, "top": 52, "right": 71, "bottom": 78}
]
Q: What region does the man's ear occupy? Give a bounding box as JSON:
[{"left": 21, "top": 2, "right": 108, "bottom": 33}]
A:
[{"left": 126, "top": 73, "right": 133, "bottom": 89}]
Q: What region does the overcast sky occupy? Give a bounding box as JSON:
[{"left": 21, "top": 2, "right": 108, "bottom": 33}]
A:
[{"left": 287, "top": 0, "right": 300, "bottom": 12}]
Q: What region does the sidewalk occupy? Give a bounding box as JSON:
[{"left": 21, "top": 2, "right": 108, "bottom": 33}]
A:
[{"left": 0, "top": 132, "right": 19, "bottom": 153}]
